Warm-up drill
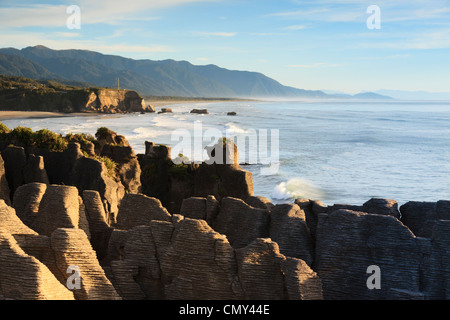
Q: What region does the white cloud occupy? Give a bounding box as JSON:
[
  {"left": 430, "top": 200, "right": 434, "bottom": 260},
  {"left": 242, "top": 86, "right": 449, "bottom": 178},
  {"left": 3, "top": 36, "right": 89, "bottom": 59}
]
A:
[
  {"left": 269, "top": 1, "right": 450, "bottom": 23},
  {"left": 284, "top": 25, "right": 307, "bottom": 31},
  {"left": 0, "top": 0, "right": 216, "bottom": 27}
]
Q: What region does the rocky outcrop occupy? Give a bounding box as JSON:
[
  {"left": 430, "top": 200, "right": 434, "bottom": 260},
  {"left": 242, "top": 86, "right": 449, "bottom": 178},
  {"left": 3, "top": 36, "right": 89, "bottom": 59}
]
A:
[
  {"left": 315, "top": 209, "right": 421, "bottom": 300},
  {"left": 0, "top": 154, "right": 10, "bottom": 205},
  {"left": 12, "top": 182, "right": 47, "bottom": 227},
  {"left": 30, "top": 185, "right": 89, "bottom": 238},
  {"left": 138, "top": 139, "right": 254, "bottom": 214},
  {"left": 269, "top": 204, "right": 313, "bottom": 266},
  {"left": 0, "top": 78, "right": 147, "bottom": 114},
  {"left": 81, "top": 89, "right": 146, "bottom": 114},
  {"left": 1, "top": 146, "right": 27, "bottom": 198},
  {"left": 5, "top": 128, "right": 450, "bottom": 301},
  {"left": 22, "top": 154, "right": 49, "bottom": 185},
  {"left": 214, "top": 197, "right": 269, "bottom": 249},
  {"left": 158, "top": 108, "right": 172, "bottom": 114},
  {"left": 116, "top": 193, "right": 171, "bottom": 230},
  {"left": 190, "top": 109, "right": 209, "bottom": 114},
  {"left": 99, "top": 144, "right": 141, "bottom": 194},
  {"left": 0, "top": 230, "right": 75, "bottom": 300},
  {"left": 0, "top": 183, "right": 121, "bottom": 300},
  {"left": 50, "top": 228, "right": 121, "bottom": 300},
  {"left": 0, "top": 199, "right": 37, "bottom": 236},
  {"left": 106, "top": 215, "right": 321, "bottom": 300}
]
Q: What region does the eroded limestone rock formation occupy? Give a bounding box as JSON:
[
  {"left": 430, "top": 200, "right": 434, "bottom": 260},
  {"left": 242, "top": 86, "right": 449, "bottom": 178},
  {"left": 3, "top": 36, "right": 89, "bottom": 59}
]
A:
[
  {"left": 106, "top": 216, "right": 321, "bottom": 300},
  {"left": 3, "top": 132, "right": 450, "bottom": 301}
]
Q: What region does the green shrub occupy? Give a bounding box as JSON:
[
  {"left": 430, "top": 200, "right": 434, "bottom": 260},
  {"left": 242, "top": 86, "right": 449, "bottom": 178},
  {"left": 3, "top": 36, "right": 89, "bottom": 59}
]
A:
[
  {"left": 81, "top": 150, "right": 118, "bottom": 178},
  {"left": 95, "top": 127, "right": 116, "bottom": 140},
  {"left": 65, "top": 132, "right": 99, "bottom": 149},
  {"left": 168, "top": 163, "right": 189, "bottom": 180},
  {"left": 65, "top": 132, "right": 96, "bottom": 144},
  {"left": 34, "top": 129, "right": 68, "bottom": 151},
  {"left": 0, "top": 122, "right": 10, "bottom": 134},
  {"left": 99, "top": 156, "right": 118, "bottom": 178},
  {"left": 9, "top": 126, "right": 34, "bottom": 146}
]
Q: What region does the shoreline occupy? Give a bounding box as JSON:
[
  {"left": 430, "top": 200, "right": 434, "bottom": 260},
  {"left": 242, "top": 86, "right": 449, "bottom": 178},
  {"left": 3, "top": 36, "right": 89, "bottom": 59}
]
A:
[{"left": 0, "top": 99, "right": 250, "bottom": 120}]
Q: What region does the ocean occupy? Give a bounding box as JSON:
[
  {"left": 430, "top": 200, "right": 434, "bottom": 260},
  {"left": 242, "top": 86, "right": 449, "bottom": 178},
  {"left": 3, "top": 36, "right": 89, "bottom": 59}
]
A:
[{"left": 3, "top": 100, "right": 450, "bottom": 206}]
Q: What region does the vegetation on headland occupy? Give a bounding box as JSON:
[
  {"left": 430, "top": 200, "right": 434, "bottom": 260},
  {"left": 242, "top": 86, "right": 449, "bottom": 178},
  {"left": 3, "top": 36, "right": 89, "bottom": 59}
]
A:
[
  {"left": 0, "top": 75, "right": 148, "bottom": 114},
  {"left": 0, "top": 121, "right": 118, "bottom": 177},
  {"left": 0, "top": 75, "right": 102, "bottom": 113}
]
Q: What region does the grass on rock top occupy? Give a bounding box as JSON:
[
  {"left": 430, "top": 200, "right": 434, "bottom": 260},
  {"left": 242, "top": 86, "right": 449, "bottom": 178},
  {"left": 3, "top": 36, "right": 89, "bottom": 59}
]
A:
[{"left": 0, "top": 122, "right": 118, "bottom": 177}]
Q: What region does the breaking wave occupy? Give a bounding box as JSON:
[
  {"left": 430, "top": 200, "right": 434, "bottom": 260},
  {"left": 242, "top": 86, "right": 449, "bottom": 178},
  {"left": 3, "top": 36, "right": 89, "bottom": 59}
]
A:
[{"left": 271, "top": 178, "right": 325, "bottom": 201}]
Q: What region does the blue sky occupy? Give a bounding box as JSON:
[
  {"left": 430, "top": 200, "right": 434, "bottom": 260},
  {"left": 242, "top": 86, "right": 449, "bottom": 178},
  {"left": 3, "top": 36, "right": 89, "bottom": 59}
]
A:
[{"left": 0, "top": 0, "right": 449, "bottom": 94}]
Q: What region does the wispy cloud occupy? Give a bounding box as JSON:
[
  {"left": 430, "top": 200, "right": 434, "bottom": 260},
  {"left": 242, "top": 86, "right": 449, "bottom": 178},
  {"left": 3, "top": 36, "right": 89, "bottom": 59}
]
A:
[
  {"left": 284, "top": 25, "right": 308, "bottom": 31},
  {"left": 356, "top": 28, "right": 450, "bottom": 50},
  {"left": 269, "top": 7, "right": 364, "bottom": 22},
  {"left": 0, "top": 0, "right": 215, "bottom": 27}
]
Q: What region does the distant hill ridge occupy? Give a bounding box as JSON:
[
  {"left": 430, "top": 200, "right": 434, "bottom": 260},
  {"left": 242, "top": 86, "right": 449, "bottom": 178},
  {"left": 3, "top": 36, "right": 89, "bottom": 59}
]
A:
[{"left": 0, "top": 45, "right": 390, "bottom": 100}]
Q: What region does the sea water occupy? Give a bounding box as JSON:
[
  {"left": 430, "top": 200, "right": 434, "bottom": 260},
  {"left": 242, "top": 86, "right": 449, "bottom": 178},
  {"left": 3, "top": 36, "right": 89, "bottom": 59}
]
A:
[{"left": 3, "top": 100, "right": 450, "bottom": 206}]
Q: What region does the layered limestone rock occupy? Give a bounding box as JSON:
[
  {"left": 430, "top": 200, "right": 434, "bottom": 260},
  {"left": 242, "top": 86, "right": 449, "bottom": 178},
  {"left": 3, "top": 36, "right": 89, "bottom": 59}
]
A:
[
  {"left": 0, "top": 230, "right": 74, "bottom": 300},
  {"left": 236, "top": 238, "right": 322, "bottom": 300},
  {"left": 213, "top": 197, "right": 270, "bottom": 249},
  {"left": 0, "top": 199, "right": 37, "bottom": 236},
  {"left": 116, "top": 193, "right": 171, "bottom": 230},
  {"left": 50, "top": 228, "right": 121, "bottom": 300},
  {"left": 12, "top": 182, "right": 47, "bottom": 227},
  {"left": 315, "top": 209, "right": 421, "bottom": 300},
  {"left": 82, "top": 190, "right": 113, "bottom": 261},
  {"left": 30, "top": 185, "right": 90, "bottom": 238},
  {"left": 106, "top": 215, "right": 321, "bottom": 300},
  {"left": 269, "top": 204, "right": 313, "bottom": 266},
  {"left": 0, "top": 141, "right": 129, "bottom": 224},
  {"left": 0, "top": 153, "right": 11, "bottom": 205},
  {"left": 23, "top": 154, "right": 49, "bottom": 185}
]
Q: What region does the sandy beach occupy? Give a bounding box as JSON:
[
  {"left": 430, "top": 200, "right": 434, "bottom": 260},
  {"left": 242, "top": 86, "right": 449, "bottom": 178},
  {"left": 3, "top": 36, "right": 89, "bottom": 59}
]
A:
[{"left": 0, "top": 99, "right": 246, "bottom": 120}]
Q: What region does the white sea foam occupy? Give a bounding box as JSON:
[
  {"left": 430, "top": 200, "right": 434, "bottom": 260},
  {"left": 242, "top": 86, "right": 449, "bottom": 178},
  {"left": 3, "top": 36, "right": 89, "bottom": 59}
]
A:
[
  {"left": 225, "top": 123, "right": 250, "bottom": 135},
  {"left": 271, "top": 178, "right": 325, "bottom": 201}
]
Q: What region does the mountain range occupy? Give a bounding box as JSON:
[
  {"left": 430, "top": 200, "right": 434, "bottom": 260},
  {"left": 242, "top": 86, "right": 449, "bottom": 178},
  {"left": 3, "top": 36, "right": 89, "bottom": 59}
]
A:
[{"left": 0, "top": 45, "right": 391, "bottom": 100}]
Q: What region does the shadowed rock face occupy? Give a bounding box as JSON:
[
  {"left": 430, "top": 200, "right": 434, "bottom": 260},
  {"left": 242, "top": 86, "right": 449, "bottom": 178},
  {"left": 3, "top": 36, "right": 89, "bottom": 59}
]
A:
[
  {"left": 0, "top": 154, "right": 11, "bottom": 205},
  {"left": 213, "top": 197, "right": 270, "bottom": 249},
  {"left": 138, "top": 140, "right": 254, "bottom": 214},
  {"left": 315, "top": 209, "right": 421, "bottom": 300},
  {"left": 269, "top": 204, "right": 313, "bottom": 266},
  {"left": 12, "top": 182, "right": 47, "bottom": 227}
]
